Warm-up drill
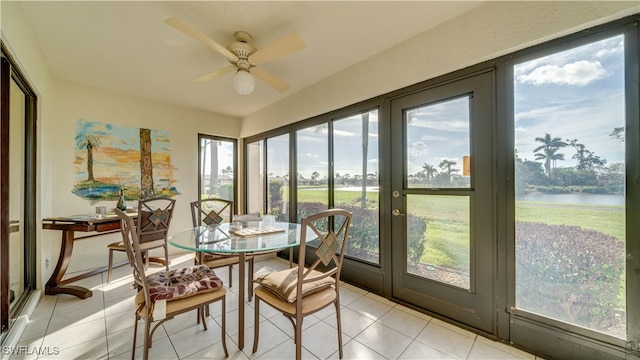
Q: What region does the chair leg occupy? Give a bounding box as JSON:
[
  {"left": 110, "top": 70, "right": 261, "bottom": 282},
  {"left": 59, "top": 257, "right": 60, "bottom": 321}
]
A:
[
  {"left": 252, "top": 297, "right": 260, "bottom": 353},
  {"left": 228, "top": 264, "right": 233, "bottom": 287},
  {"left": 248, "top": 257, "right": 254, "bottom": 301},
  {"left": 335, "top": 300, "right": 344, "bottom": 359},
  {"left": 200, "top": 306, "right": 208, "bottom": 330},
  {"left": 143, "top": 318, "right": 151, "bottom": 360},
  {"left": 295, "top": 314, "right": 303, "bottom": 360},
  {"left": 196, "top": 307, "right": 201, "bottom": 324},
  {"left": 131, "top": 315, "right": 139, "bottom": 360},
  {"left": 221, "top": 296, "right": 228, "bottom": 358},
  {"left": 163, "top": 245, "right": 169, "bottom": 271},
  {"left": 107, "top": 249, "right": 114, "bottom": 283}
]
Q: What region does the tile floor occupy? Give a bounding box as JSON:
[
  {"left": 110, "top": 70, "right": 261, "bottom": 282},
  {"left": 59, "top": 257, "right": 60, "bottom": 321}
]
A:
[{"left": 11, "top": 255, "right": 542, "bottom": 359}]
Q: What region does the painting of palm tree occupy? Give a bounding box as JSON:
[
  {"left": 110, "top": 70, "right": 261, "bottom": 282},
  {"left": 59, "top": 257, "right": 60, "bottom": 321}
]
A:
[
  {"left": 139, "top": 128, "right": 156, "bottom": 199},
  {"left": 76, "top": 134, "right": 101, "bottom": 182},
  {"left": 72, "top": 119, "right": 179, "bottom": 202}
]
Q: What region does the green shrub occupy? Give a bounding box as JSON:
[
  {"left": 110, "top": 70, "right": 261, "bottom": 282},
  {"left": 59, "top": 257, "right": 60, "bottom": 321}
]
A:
[
  {"left": 269, "top": 180, "right": 284, "bottom": 204},
  {"left": 217, "top": 183, "right": 233, "bottom": 201},
  {"left": 516, "top": 221, "right": 625, "bottom": 334},
  {"left": 296, "top": 202, "right": 427, "bottom": 264}
]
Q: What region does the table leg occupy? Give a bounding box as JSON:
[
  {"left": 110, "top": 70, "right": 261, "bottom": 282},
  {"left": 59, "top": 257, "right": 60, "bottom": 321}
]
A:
[
  {"left": 45, "top": 230, "right": 92, "bottom": 299},
  {"left": 238, "top": 252, "right": 245, "bottom": 349}
]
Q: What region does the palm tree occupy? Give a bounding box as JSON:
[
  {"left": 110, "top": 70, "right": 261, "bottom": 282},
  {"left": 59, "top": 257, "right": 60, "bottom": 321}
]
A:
[
  {"left": 567, "top": 139, "right": 606, "bottom": 183},
  {"left": 139, "top": 128, "right": 155, "bottom": 199},
  {"left": 438, "top": 159, "right": 458, "bottom": 185},
  {"left": 311, "top": 171, "right": 320, "bottom": 185},
  {"left": 533, "top": 133, "right": 567, "bottom": 176},
  {"left": 421, "top": 163, "right": 437, "bottom": 183},
  {"left": 76, "top": 134, "right": 101, "bottom": 182},
  {"left": 609, "top": 126, "right": 624, "bottom": 142}
]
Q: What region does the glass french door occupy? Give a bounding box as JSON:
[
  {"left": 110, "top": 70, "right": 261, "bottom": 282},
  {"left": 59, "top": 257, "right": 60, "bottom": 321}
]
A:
[
  {"left": 390, "top": 71, "right": 495, "bottom": 333},
  {"left": 1, "top": 49, "right": 37, "bottom": 337}
]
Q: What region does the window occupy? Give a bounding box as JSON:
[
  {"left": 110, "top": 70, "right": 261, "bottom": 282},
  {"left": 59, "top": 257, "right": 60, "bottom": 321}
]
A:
[
  {"left": 513, "top": 34, "right": 629, "bottom": 340},
  {"left": 246, "top": 139, "right": 263, "bottom": 215},
  {"left": 405, "top": 97, "right": 472, "bottom": 286},
  {"left": 333, "top": 110, "right": 380, "bottom": 263},
  {"left": 246, "top": 109, "right": 381, "bottom": 264},
  {"left": 267, "top": 134, "right": 290, "bottom": 221},
  {"left": 296, "top": 124, "right": 329, "bottom": 221},
  {"left": 198, "top": 135, "right": 237, "bottom": 205}
]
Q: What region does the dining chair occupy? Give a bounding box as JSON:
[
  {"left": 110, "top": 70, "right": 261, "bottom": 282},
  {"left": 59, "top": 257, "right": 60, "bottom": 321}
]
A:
[
  {"left": 191, "top": 198, "right": 255, "bottom": 300},
  {"left": 115, "top": 208, "right": 228, "bottom": 360},
  {"left": 252, "top": 208, "right": 352, "bottom": 360},
  {"left": 107, "top": 197, "right": 175, "bottom": 283}
]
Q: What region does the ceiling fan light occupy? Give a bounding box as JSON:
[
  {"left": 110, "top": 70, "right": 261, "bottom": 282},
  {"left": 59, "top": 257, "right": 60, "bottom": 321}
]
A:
[{"left": 233, "top": 69, "right": 255, "bottom": 95}]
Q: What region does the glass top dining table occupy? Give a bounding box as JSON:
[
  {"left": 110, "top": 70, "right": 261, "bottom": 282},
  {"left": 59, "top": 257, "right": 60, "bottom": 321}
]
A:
[
  {"left": 168, "top": 221, "right": 304, "bottom": 255},
  {"left": 168, "top": 221, "right": 307, "bottom": 350}
]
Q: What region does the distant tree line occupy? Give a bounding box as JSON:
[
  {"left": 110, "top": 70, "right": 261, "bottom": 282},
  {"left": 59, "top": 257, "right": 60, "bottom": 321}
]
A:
[{"left": 515, "top": 129, "right": 624, "bottom": 194}]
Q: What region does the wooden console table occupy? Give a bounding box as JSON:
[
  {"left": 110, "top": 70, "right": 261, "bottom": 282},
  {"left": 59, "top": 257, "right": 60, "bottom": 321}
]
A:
[{"left": 42, "top": 213, "right": 135, "bottom": 299}]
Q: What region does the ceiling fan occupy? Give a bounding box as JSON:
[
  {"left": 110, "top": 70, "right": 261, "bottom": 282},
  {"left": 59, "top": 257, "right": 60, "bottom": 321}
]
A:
[{"left": 165, "top": 17, "right": 305, "bottom": 95}]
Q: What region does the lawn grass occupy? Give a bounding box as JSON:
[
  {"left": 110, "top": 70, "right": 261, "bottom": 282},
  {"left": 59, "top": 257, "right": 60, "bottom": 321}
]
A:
[
  {"left": 297, "top": 187, "right": 379, "bottom": 206},
  {"left": 516, "top": 201, "right": 624, "bottom": 239},
  {"left": 297, "top": 189, "right": 625, "bottom": 271}
]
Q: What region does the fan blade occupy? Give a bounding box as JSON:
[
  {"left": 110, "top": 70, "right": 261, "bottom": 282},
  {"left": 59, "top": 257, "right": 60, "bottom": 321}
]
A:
[
  {"left": 249, "top": 33, "right": 305, "bottom": 65},
  {"left": 251, "top": 67, "right": 291, "bottom": 93},
  {"left": 165, "top": 17, "right": 238, "bottom": 62},
  {"left": 195, "top": 66, "right": 236, "bottom": 83}
]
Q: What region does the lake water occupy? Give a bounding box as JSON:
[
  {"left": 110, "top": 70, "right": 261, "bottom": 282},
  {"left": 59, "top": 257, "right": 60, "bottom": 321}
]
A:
[{"left": 517, "top": 193, "right": 624, "bottom": 206}]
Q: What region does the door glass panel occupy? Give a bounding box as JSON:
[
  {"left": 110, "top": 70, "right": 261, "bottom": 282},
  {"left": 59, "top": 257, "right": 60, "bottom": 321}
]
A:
[
  {"left": 334, "top": 110, "right": 380, "bottom": 264},
  {"left": 267, "top": 134, "right": 289, "bottom": 221},
  {"left": 246, "top": 140, "right": 264, "bottom": 215},
  {"left": 9, "top": 77, "right": 26, "bottom": 310},
  {"left": 199, "top": 136, "right": 236, "bottom": 202},
  {"left": 406, "top": 96, "right": 471, "bottom": 189},
  {"left": 514, "top": 35, "right": 626, "bottom": 338},
  {"left": 407, "top": 194, "right": 470, "bottom": 289},
  {"left": 296, "top": 124, "right": 328, "bottom": 221}
]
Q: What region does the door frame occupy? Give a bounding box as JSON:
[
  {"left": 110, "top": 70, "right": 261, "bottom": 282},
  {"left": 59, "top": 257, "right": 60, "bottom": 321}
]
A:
[
  {"left": 388, "top": 69, "right": 496, "bottom": 335},
  {"left": 0, "top": 42, "right": 38, "bottom": 337}
]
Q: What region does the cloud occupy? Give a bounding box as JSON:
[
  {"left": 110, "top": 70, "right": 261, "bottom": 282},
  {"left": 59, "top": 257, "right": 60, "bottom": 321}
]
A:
[
  {"left": 517, "top": 60, "right": 608, "bottom": 86},
  {"left": 595, "top": 39, "right": 623, "bottom": 58},
  {"left": 408, "top": 141, "right": 429, "bottom": 156}
]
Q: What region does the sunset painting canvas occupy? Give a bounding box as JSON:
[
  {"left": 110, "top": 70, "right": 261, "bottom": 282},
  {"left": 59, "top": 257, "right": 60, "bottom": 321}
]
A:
[{"left": 72, "top": 119, "right": 180, "bottom": 202}]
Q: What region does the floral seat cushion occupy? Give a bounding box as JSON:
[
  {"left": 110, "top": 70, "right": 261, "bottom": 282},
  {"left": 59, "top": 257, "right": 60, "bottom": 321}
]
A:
[{"left": 146, "top": 265, "right": 222, "bottom": 302}]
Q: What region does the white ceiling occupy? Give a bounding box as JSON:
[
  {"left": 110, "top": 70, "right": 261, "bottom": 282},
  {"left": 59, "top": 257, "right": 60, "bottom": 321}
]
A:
[{"left": 17, "top": 1, "right": 483, "bottom": 118}]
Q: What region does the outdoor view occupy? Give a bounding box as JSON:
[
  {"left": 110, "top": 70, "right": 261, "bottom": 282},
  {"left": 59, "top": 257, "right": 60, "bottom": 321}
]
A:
[
  {"left": 333, "top": 112, "right": 380, "bottom": 263},
  {"left": 245, "top": 111, "right": 380, "bottom": 263},
  {"left": 404, "top": 97, "right": 472, "bottom": 288},
  {"left": 267, "top": 134, "right": 290, "bottom": 221},
  {"left": 514, "top": 35, "right": 626, "bottom": 338},
  {"left": 293, "top": 111, "right": 380, "bottom": 263},
  {"left": 199, "top": 136, "right": 236, "bottom": 202}
]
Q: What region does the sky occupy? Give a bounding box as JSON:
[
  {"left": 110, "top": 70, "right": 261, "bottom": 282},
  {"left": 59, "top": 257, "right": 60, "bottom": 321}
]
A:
[
  {"left": 406, "top": 97, "right": 470, "bottom": 176},
  {"left": 514, "top": 34, "right": 625, "bottom": 166}
]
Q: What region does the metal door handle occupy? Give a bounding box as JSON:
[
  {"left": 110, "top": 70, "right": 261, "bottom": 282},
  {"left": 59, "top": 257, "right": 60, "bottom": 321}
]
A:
[{"left": 392, "top": 208, "right": 405, "bottom": 216}]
